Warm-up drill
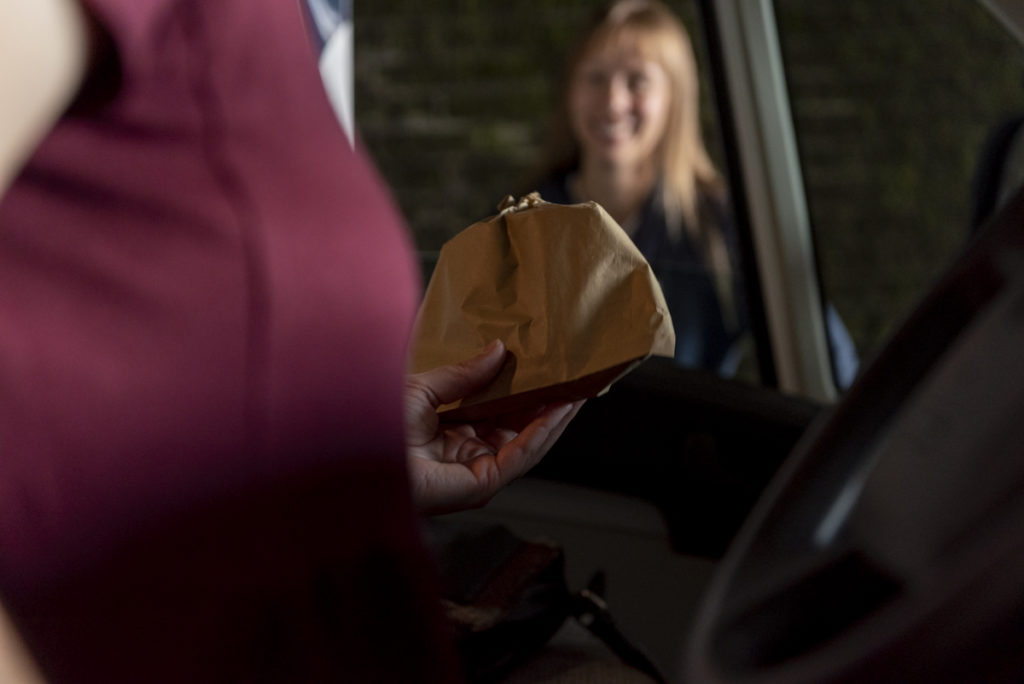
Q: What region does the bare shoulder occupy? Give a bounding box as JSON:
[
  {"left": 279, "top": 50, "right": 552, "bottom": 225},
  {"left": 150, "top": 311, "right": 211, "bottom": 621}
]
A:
[{"left": 0, "top": 0, "right": 91, "bottom": 193}]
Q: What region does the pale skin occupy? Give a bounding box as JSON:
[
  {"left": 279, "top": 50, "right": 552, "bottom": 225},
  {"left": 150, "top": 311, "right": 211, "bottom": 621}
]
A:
[
  {"left": 406, "top": 340, "right": 584, "bottom": 515},
  {"left": 568, "top": 41, "right": 672, "bottom": 229},
  {"left": 1, "top": 0, "right": 583, "bottom": 677},
  {"left": 0, "top": 0, "right": 90, "bottom": 194}
]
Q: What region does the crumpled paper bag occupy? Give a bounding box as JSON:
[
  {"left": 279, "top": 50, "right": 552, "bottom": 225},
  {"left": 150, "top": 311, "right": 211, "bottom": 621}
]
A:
[{"left": 410, "top": 192, "right": 675, "bottom": 421}]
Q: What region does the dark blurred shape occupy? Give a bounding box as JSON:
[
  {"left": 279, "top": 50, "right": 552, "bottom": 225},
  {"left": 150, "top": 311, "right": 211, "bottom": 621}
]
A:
[{"left": 686, "top": 182, "right": 1024, "bottom": 682}]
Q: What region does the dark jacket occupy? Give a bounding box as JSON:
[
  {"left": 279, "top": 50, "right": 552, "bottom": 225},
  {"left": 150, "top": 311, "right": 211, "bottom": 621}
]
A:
[{"left": 534, "top": 170, "right": 860, "bottom": 387}]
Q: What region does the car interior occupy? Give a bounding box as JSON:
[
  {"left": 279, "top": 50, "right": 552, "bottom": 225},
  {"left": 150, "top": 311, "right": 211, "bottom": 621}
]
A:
[{"left": 412, "top": 1, "right": 1024, "bottom": 682}]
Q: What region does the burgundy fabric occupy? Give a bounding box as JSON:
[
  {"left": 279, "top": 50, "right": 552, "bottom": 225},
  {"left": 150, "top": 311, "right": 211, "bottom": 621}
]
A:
[{"left": 0, "top": 0, "right": 459, "bottom": 681}]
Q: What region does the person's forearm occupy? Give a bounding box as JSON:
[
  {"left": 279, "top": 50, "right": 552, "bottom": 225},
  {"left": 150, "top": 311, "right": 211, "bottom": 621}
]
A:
[
  {"left": 0, "top": 0, "right": 91, "bottom": 194},
  {"left": 0, "top": 603, "right": 44, "bottom": 684}
]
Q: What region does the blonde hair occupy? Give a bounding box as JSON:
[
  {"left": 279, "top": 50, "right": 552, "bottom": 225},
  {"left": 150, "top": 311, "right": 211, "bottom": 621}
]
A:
[{"left": 542, "top": 0, "right": 725, "bottom": 248}]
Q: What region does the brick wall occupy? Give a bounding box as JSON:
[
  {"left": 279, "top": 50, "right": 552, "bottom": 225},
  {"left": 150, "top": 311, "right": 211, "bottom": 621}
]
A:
[{"left": 776, "top": 0, "right": 1024, "bottom": 357}]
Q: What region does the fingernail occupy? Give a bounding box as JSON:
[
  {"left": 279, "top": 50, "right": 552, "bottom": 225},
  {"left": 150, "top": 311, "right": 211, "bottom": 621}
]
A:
[
  {"left": 551, "top": 402, "right": 574, "bottom": 418},
  {"left": 483, "top": 339, "right": 504, "bottom": 354}
]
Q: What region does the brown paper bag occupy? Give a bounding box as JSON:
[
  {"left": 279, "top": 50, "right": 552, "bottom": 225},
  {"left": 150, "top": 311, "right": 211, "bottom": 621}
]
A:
[{"left": 410, "top": 193, "right": 675, "bottom": 421}]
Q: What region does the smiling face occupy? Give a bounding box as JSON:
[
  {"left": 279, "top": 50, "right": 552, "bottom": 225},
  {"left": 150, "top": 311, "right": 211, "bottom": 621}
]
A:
[{"left": 568, "top": 37, "right": 673, "bottom": 174}]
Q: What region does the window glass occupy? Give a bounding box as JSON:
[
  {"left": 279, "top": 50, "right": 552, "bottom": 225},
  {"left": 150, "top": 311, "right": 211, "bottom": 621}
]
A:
[
  {"left": 354, "top": 2, "right": 720, "bottom": 248},
  {"left": 355, "top": 1, "right": 765, "bottom": 382},
  {"left": 774, "top": 0, "right": 1024, "bottom": 365}
]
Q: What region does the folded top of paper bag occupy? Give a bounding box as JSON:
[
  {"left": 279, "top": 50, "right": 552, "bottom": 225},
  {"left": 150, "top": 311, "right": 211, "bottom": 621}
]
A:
[{"left": 409, "top": 192, "right": 675, "bottom": 421}]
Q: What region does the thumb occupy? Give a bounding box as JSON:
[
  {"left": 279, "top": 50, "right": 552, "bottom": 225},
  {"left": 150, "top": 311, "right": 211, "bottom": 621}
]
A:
[{"left": 410, "top": 339, "right": 507, "bottom": 408}]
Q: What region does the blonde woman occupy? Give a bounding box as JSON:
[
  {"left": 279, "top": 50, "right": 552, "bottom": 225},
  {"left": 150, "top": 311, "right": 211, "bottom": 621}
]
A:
[
  {"left": 535, "top": 0, "right": 861, "bottom": 385},
  {"left": 535, "top": 0, "right": 744, "bottom": 375}
]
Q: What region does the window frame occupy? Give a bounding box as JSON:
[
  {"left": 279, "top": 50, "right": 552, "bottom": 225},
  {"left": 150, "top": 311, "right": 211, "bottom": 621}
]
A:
[{"left": 698, "top": 0, "right": 838, "bottom": 402}]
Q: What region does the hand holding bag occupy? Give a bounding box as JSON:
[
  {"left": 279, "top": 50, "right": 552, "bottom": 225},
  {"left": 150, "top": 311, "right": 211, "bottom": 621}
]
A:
[{"left": 410, "top": 193, "right": 675, "bottom": 421}]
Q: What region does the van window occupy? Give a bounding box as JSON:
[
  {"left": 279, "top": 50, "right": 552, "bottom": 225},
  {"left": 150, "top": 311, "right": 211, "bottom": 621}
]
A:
[
  {"left": 355, "top": 1, "right": 770, "bottom": 381},
  {"left": 354, "top": 1, "right": 721, "bottom": 258}
]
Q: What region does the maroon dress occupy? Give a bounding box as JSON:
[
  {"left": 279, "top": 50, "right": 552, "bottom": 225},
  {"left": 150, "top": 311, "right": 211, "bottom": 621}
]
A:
[{"left": 0, "top": 0, "right": 458, "bottom": 681}]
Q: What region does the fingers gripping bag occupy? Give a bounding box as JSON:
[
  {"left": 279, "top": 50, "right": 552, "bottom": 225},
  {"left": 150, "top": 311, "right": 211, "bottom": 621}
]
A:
[{"left": 409, "top": 193, "right": 675, "bottom": 422}]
